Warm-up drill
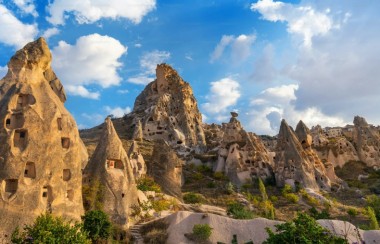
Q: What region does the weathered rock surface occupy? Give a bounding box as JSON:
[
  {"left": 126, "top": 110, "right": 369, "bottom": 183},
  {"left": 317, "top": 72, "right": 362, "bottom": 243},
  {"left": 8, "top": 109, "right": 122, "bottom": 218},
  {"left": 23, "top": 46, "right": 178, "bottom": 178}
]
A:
[
  {"left": 274, "top": 120, "right": 340, "bottom": 191},
  {"left": 83, "top": 117, "right": 138, "bottom": 229},
  {"left": 128, "top": 140, "right": 147, "bottom": 179},
  {"left": 149, "top": 140, "right": 183, "bottom": 198},
  {"left": 125, "top": 64, "right": 206, "bottom": 148},
  {"left": 352, "top": 116, "right": 380, "bottom": 168},
  {"left": 204, "top": 113, "right": 274, "bottom": 186},
  {"left": 163, "top": 211, "right": 380, "bottom": 244},
  {"left": 0, "top": 38, "right": 87, "bottom": 236}
]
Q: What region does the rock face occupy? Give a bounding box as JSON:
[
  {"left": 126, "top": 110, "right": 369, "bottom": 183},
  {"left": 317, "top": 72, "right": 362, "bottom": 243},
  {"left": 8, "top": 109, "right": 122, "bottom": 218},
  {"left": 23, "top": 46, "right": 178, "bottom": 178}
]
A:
[
  {"left": 127, "top": 64, "right": 206, "bottom": 148},
  {"left": 149, "top": 140, "right": 183, "bottom": 198},
  {"left": 206, "top": 113, "right": 274, "bottom": 185},
  {"left": 128, "top": 140, "right": 147, "bottom": 179},
  {"left": 83, "top": 117, "right": 138, "bottom": 229},
  {"left": 274, "top": 120, "right": 339, "bottom": 191},
  {"left": 0, "top": 38, "right": 87, "bottom": 235},
  {"left": 352, "top": 116, "right": 380, "bottom": 167}
]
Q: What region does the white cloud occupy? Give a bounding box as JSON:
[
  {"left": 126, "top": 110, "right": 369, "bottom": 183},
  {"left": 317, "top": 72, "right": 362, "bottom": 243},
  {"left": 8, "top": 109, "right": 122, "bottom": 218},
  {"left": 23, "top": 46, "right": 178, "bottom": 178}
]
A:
[
  {"left": 251, "top": 0, "right": 334, "bottom": 47},
  {"left": 42, "top": 27, "right": 60, "bottom": 39},
  {"left": 0, "top": 66, "right": 7, "bottom": 79},
  {"left": 104, "top": 106, "right": 131, "bottom": 117},
  {"left": 13, "top": 0, "right": 38, "bottom": 17},
  {"left": 117, "top": 89, "right": 129, "bottom": 94},
  {"left": 47, "top": 0, "right": 156, "bottom": 25},
  {"left": 52, "top": 34, "right": 127, "bottom": 98},
  {"left": 248, "top": 84, "right": 346, "bottom": 135},
  {"left": 201, "top": 78, "right": 241, "bottom": 120},
  {"left": 65, "top": 85, "right": 100, "bottom": 100},
  {"left": 0, "top": 4, "right": 38, "bottom": 48},
  {"left": 81, "top": 113, "right": 104, "bottom": 126},
  {"left": 210, "top": 34, "right": 256, "bottom": 63},
  {"left": 135, "top": 43, "right": 142, "bottom": 48},
  {"left": 128, "top": 50, "right": 170, "bottom": 85}
]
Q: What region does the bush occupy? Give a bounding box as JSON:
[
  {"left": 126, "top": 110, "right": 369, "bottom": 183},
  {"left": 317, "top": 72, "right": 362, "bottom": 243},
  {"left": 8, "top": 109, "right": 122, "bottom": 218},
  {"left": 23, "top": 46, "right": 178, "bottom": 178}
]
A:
[
  {"left": 309, "top": 207, "right": 331, "bottom": 220},
  {"left": 227, "top": 202, "right": 254, "bottom": 219},
  {"left": 151, "top": 199, "right": 172, "bottom": 212},
  {"left": 284, "top": 193, "right": 299, "bottom": 203},
  {"left": 347, "top": 208, "right": 358, "bottom": 219},
  {"left": 192, "top": 224, "right": 213, "bottom": 241},
  {"left": 259, "top": 178, "right": 268, "bottom": 201},
  {"left": 82, "top": 210, "right": 112, "bottom": 242},
  {"left": 183, "top": 192, "right": 205, "bottom": 204},
  {"left": 196, "top": 164, "right": 213, "bottom": 174},
  {"left": 225, "top": 182, "right": 235, "bottom": 195},
  {"left": 300, "top": 190, "right": 319, "bottom": 207},
  {"left": 261, "top": 200, "right": 275, "bottom": 220},
  {"left": 213, "top": 172, "right": 228, "bottom": 180},
  {"left": 137, "top": 176, "right": 161, "bottom": 192},
  {"left": 140, "top": 219, "right": 169, "bottom": 244},
  {"left": 11, "top": 214, "right": 90, "bottom": 244},
  {"left": 82, "top": 178, "right": 105, "bottom": 211},
  {"left": 366, "top": 195, "right": 380, "bottom": 221},
  {"left": 282, "top": 184, "right": 294, "bottom": 195},
  {"left": 263, "top": 212, "right": 347, "bottom": 244},
  {"left": 367, "top": 207, "right": 379, "bottom": 230}
]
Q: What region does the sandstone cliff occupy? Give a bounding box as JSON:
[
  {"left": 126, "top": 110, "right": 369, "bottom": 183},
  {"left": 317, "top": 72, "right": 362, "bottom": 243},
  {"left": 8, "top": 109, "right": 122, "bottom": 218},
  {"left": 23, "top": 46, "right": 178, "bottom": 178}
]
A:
[
  {"left": 83, "top": 117, "right": 138, "bottom": 229},
  {"left": 124, "top": 64, "right": 206, "bottom": 149},
  {"left": 0, "top": 38, "right": 88, "bottom": 235}
]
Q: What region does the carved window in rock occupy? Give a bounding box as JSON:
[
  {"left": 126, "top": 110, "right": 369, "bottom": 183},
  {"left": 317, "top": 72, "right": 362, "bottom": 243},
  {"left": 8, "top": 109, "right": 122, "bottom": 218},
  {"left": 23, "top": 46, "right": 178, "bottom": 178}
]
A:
[
  {"left": 24, "top": 162, "right": 36, "bottom": 179},
  {"left": 16, "top": 94, "right": 36, "bottom": 110},
  {"left": 63, "top": 169, "right": 71, "bottom": 181},
  {"left": 6, "top": 114, "right": 25, "bottom": 129},
  {"left": 61, "top": 137, "right": 70, "bottom": 149},
  {"left": 106, "top": 159, "right": 124, "bottom": 170},
  {"left": 57, "top": 118, "right": 62, "bottom": 131},
  {"left": 14, "top": 129, "right": 27, "bottom": 150},
  {"left": 5, "top": 179, "right": 18, "bottom": 194}
]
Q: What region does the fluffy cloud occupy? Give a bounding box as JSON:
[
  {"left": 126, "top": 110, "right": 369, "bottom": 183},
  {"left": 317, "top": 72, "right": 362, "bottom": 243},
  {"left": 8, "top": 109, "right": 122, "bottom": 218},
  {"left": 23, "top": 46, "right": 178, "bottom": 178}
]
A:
[
  {"left": 47, "top": 0, "right": 156, "bottom": 25},
  {"left": 0, "top": 4, "right": 38, "bottom": 48},
  {"left": 248, "top": 84, "right": 346, "bottom": 135},
  {"left": 128, "top": 50, "right": 170, "bottom": 85},
  {"left": 210, "top": 34, "right": 256, "bottom": 63},
  {"left": 42, "top": 27, "right": 60, "bottom": 39},
  {"left": 14, "top": 0, "right": 38, "bottom": 17},
  {"left": 105, "top": 106, "right": 131, "bottom": 117},
  {"left": 251, "top": 0, "right": 334, "bottom": 47},
  {"left": 202, "top": 78, "right": 241, "bottom": 121},
  {"left": 52, "top": 34, "right": 127, "bottom": 99}
]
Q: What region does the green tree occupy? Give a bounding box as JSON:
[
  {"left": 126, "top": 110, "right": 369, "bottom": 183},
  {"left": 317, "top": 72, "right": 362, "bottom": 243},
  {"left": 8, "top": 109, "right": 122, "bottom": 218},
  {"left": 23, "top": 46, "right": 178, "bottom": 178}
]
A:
[
  {"left": 192, "top": 224, "right": 213, "bottom": 241},
  {"left": 264, "top": 212, "right": 347, "bottom": 244},
  {"left": 258, "top": 178, "right": 268, "bottom": 201},
  {"left": 11, "top": 214, "right": 90, "bottom": 244},
  {"left": 367, "top": 207, "right": 379, "bottom": 230},
  {"left": 81, "top": 210, "right": 112, "bottom": 242}
]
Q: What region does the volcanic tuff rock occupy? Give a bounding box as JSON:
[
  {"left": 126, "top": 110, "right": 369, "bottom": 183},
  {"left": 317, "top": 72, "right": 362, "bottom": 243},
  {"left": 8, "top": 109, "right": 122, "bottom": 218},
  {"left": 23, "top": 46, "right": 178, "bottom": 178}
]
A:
[
  {"left": 205, "top": 112, "right": 274, "bottom": 185},
  {"left": 125, "top": 64, "right": 206, "bottom": 148},
  {"left": 128, "top": 140, "right": 147, "bottom": 179},
  {"left": 352, "top": 116, "right": 380, "bottom": 168},
  {"left": 274, "top": 120, "right": 340, "bottom": 191},
  {"left": 149, "top": 140, "right": 183, "bottom": 198},
  {"left": 0, "top": 38, "right": 88, "bottom": 237},
  {"left": 83, "top": 117, "right": 138, "bottom": 229}
]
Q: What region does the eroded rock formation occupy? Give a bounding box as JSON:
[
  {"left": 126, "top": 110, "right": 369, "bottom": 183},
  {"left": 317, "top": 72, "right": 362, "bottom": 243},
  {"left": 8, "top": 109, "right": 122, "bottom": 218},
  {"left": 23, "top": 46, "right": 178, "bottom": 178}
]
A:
[
  {"left": 83, "top": 117, "right": 138, "bottom": 229},
  {"left": 149, "top": 140, "right": 183, "bottom": 198},
  {"left": 126, "top": 64, "right": 206, "bottom": 149},
  {"left": 205, "top": 113, "right": 274, "bottom": 185},
  {"left": 128, "top": 140, "right": 147, "bottom": 179},
  {"left": 352, "top": 116, "right": 380, "bottom": 168},
  {"left": 0, "top": 38, "right": 88, "bottom": 236},
  {"left": 274, "top": 120, "right": 340, "bottom": 191}
]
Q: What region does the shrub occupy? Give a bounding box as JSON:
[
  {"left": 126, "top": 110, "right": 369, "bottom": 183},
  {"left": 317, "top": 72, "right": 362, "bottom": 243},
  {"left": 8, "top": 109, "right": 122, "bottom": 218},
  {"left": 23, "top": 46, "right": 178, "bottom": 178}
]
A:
[
  {"left": 206, "top": 181, "right": 216, "bottom": 188},
  {"left": 213, "top": 172, "right": 228, "bottom": 180},
  {"left": 183, "top": 192, "right": 205, "bottom": 204},
  {"left": 309, "top": 207, "right": 331, "bottom": 220},
  {"left": 192, "top": 224, "right": 213, "bottom": 241},
  {"left": 11, "top": 214, "right": 90, "bottom": 244},
  {"left": 284, "top": 193, "right": 299, "bottom": 203},
  {"left": 367, "top": 207, "right": 379, "bottom": 230},
  {"left": 82, "top": 210, "right": 112, "bottom": 242},
  {"left": 82, "top": 178, "right": 105, "bottom": 211},
  {"left": 227, "top": 202, "right": 254, "bottom": 219},
  {"left": 225, "top": 182, "right": 235, "bottom": 195},
  {"left": 300, "top": 189, "right": 319, "bottom": 207},
  {"left": 282, "top": 184, "right": 294, "bottom": 195},
  {"left": 151, "top": 199, "right": 172, "bottom": 212},
  {"left": 366, "top": 194, "right": 380, "bottom": 221},
  {"left": 347, "top": 208, "right": 358, "bottom": 219},
  {"left": 196, "top": 164, "right": 213, "bottom": 174},
  {"left": 263, "top": 212, "right": 347, "bottom": 244},
  {"left": 261, "top": 200, "right": 275, "bottom": 220},
  {"left": 140, "top": 219, "right": 169, "bottom": 244},
  {"left": 193, "top": 172, "right": 204, "bottom": 180},
  {"left": 269, "top": 196, "right": 278, "bottom": 203},
  {"left": 137, "top": 176, "right": 161, "bottom": 192},
  {"left": 259, "top": 178, "right": 268, "bottom": 201}
]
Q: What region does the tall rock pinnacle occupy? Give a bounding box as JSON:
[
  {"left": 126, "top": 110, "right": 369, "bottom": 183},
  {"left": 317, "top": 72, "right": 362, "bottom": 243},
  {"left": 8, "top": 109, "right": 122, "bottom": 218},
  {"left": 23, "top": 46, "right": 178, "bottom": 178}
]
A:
[
  {"left": 127, "top": 63, "right": 206, "bottom": 148},
  {"left": 0, "top": 38, "right": 88, "bottom": 235},
  {"left": 83, "top": 117, "right": 138, "bottom": 229}
]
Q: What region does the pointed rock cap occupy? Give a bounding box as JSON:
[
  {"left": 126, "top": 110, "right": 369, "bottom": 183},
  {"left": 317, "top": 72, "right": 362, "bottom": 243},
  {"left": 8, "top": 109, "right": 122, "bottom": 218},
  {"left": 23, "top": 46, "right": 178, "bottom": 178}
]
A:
[
  {"left": 128, "top": 140, "right": 140, "bottom": 155},
  {"left": 8, "top": 37, "right": 51, "bottom": 74},
  {"left": 230, "top": 111, "right": 238, "bottom": 118},
  {"left": 295, "top": 120, "right": 312, "bottom": 147},
  {"left": 353, "top": 116, "right": 368, "bottom": 127}
]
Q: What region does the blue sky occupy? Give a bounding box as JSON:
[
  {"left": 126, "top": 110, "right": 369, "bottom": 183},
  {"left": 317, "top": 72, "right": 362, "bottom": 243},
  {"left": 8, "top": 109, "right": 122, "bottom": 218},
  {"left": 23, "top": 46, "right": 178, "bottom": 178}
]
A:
[{"left": 1, "top": 0, "right": 380, "bottom": 135}]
